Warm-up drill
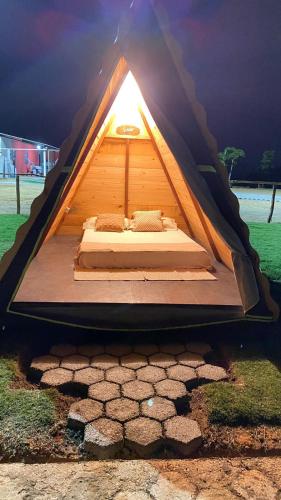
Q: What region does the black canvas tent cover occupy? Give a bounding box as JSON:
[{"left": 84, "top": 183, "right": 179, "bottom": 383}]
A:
[{"left": 0, "top": 0, "right": 278, "bottom": 330}]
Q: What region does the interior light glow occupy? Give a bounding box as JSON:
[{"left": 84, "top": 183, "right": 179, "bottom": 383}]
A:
[{"left": 112, "top": 72, "right": 144, "bottom": 135}]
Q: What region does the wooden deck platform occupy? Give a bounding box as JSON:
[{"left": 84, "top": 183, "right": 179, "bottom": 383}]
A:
[{"left": 14, "top": 236, "right": 242, "bottom": 307}]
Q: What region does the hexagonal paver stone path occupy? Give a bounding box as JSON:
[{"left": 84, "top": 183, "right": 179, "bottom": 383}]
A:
[
  {"left": 105, "top": 398, "right": 139, "bottom": 422},
  {"left": 159, "top": 343, "right": 186, "bottom": 355},
  {"left": 84, "top": 418, "right": 123, "bottom": 458},
  {"left": 141, "top": 397, "right": 176, "bottom": 422},
  {"left": 196, "top": 364, "right": 228, "bottom": 383},
  {"left": 136, "top": 366, "right": 166, "bottom": 384},
  {"left": 149, "top": 353, "right": 176, "bottom": 369},
  {"left": 177, "top": 351, "right": 205, "bottom": 368},
  {"left": 133, "top": 344, "right": 159, "bottom": 356},
  {"left": 61, "top": 354, "right": 89, "bottom": 371},
  {"left": 106, "top": 366, "right": 135, "bottom": 385},
  {"left": 88, "top": 381, "right": 121, "bottom": 402},
  {"left": 164, "top": 416, "right": 202, "bottom": 456},
  {"left": 122, "top": 380, "right": 154, "bottom": 401},
  {"left": 50, "top": 344, "right": 77, "bottom": 357},
  {"left": 73, "top": 367, "right": 104, "bottom": 390},
  {"left": 155, "top": 379, "right": 187, "bottom": 401},
  {"left": 185, "top": 342, "right": 212, "bottom": 357},
  {"left": 125, "top": 417, "right": 162, "bottom": 456},
  {"left": 77, "top": 344, "right": 104, "bottom": 357},
  {"left": 68, "top": 399, "right": 103, "bottom": 430},
  {"left": 40, "top": 368, "right": 73, "bottom": 390},
  {"left": 91, "top": 354, "right": 119, "bottom": 370},
  {"left": 120, "top": 353, "right": 147, "bottom": 370},
  {"left": 29, "top": 355, "right": 60, "bottom": 379},
  {"left": 105, "top": 343, "right": 132, "bottom": 357},
  {"left": 167, "top": 365, "right": 198, "bottom": 389}
]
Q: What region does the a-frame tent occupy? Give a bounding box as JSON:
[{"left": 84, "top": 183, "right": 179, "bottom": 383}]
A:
[{"left": 0, "top": 1, "right": 278, "bottom": 331}]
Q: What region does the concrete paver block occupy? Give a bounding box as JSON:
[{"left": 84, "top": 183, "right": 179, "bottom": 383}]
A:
[
  {"left": 177, "top": 351, "right": 205, "bottom": 368},
  {"left": 68, "top": 399, "right": 103, "bottom": 429},
  {"left": 120, "top": 353, "right": 147, "bottom": 370},
  {"left": 106, "top": 398, "right": 139, "bottom": 422},
  {"left": 141, "top": 397, "right": 176, "bottom": 422},
  {"left": 106, "top": 366, "right": 135, "bottom": 385},
  {"left": 29, "top": 355, "right": 60, "bottom": 378},
  {"left": 84, "top": 418, "right": 123, "bottom": 458},
  {"left": 167, "top": 365, "right": 198, "bottom": 389},
  {"left": 40, "top": 368, "right": 73, "bottom": 390},
  {"left": 196, "top": 364, "right": 228, "bottom": 383},
  {"left": 137, "top": 365, "right": 166, "bottom": 384},
  {"left": 122, "top": 380, "right": 154, "bottom": 401},
  {"left": 61, "top": 354, "right": 90, "bottom": 371},
  {"left": 149, "top": 353, "right": 176, "bottom": 369},
  {"left": 164, "top": 416, "right": 202, "bottom": 456},
  {"left": 88, "top": 381, "right": 121, "bottom": 402},
  {"left": 125, "top": 417, "right": 162, "bottom": 457},
  {"left": 73, "top": 367, "right": 104, "bottom": 388},
  {"left": 154, "top": 379, "right": 187, "bottom": 401},
  {"left": 91, "top": 354, "right": 119, "bottom": 370}
]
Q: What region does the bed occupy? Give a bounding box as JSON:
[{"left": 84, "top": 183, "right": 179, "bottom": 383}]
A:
[{"left": 76, "top": 228, "right": 212, "bottom": 270}]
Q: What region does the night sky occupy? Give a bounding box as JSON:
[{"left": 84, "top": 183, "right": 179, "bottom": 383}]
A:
[{"left": 1, "top": 0, "right": 281, "bottom": 177}]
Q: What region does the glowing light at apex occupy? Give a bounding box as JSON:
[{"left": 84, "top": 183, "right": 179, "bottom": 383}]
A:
[{"left": 112, "top": 72, "right": 145, "bottom": 135}]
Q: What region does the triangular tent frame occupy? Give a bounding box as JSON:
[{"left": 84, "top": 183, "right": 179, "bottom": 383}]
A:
[{"left": 0, "top": 1, "right": 278, "bottom": 331}]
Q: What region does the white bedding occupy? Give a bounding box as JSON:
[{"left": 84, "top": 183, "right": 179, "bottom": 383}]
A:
[{"left": 77, "top": 229, "right": 212, "bottom": 270}]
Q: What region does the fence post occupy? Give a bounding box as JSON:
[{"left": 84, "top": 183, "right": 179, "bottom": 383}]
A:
[
  {"left": 16, "top": 174, "right": 20, "bottom": 215},
  {"left": 267, "top": 185, "right": 277, "bottom": 223}
]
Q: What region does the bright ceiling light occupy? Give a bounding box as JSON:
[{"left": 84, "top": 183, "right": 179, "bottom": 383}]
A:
[{"left": 112, "top": 72, "right": 144, "bottom": 136}]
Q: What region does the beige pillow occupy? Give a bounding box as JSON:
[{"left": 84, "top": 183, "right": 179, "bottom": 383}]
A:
[
  {"left": 95, "top": 213, "right": 125, "bottom": 232},
  {"left": 132, "top": 213, "right": 164, "bottom": 232},
  {"left": 83, "top": 216, "right": 97, "bottom": 230},
  {"left": 132, "top": 210, "right": 162, "bottom": 219},
  {"left": 162, "top": 217, "right": 178, "bottom": 231}
]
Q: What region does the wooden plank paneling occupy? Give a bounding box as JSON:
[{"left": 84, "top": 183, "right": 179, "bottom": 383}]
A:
[
  {"left": 57, "top": 139, "right": 126, "bottom": 233},
  {"left": 58, "top": 134, "right": 190, "bottom": 234}
]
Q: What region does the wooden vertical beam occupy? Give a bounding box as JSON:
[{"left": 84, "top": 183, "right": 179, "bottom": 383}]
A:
[{"left": 125, "top": 139, "right": 130, "bottom": 217}]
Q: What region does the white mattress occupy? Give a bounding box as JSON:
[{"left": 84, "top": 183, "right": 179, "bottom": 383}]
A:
[{"left": 77, "top": 229, "right": 212, "bottom": 270}]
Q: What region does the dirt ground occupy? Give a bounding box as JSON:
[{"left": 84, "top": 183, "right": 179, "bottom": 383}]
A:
[{"left": 0, "top": 457, "right": 280, "bottom": 499}]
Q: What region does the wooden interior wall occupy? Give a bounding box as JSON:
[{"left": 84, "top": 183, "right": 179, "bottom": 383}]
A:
[
  {"left": 57, "top": 137, "right": 189, "bottom": 235},
  {"left": 149, "top": 121, "right": 233, "bottom": 266},
  {"left": 57, "top": 139, "right": 125, "bottom": 234},
  {"left": 127, "top": 140, "right": 188, "bottom": 230}
]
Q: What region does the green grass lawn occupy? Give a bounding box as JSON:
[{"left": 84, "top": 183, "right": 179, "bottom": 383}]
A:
[
  {"left": 248, "top": 223, "right": 281, "bottom": 281},
  {"left": 0, "top": 357, "right": 56, "bottom": 457},
  {"left": 0, "top": 214, "right": 28, "bottom": 259},
  {"left": 204, "top": 343, "right": 281, "bottom": 426}
]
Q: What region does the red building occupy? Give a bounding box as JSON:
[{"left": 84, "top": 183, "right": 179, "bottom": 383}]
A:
[{"left": 0, "top": 133, "right": 59, "bottom": 177}]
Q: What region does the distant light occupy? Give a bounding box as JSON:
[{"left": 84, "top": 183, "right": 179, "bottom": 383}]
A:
[{"left": 37, "top": 144, "right": 41, "bottom": 150}]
